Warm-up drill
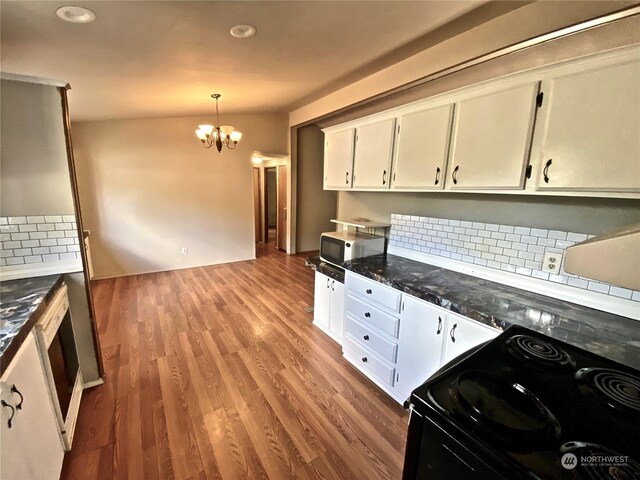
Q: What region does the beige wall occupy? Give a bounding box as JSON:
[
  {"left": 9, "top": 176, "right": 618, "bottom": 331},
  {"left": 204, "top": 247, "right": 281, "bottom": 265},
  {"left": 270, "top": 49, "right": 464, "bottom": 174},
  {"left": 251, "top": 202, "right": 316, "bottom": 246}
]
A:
[
  {"left": 0, "top": 79, "right": 75, "bottom": 214},
  {"left": 295, "top": 124, "right": 337, "bottom": 252},
  {"left": 289, "top": 1, "right": 635, "bottom": 126},
  {"left": 72, "top": 113, "right": 288, "bottom": 278}
]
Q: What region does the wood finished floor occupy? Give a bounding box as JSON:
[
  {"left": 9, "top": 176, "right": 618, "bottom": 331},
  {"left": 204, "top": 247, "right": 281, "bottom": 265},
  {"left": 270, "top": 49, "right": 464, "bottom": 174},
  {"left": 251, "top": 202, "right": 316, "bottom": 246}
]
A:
[{"left": 61, "top": 244, "right": 408, "bottom": 480}]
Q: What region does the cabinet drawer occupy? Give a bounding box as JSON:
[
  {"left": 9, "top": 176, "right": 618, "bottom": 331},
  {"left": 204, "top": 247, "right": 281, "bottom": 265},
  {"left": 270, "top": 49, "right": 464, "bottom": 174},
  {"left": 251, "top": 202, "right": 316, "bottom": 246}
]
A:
[
  {"left": 344, "top": 334, "right": 395, "bottom": 387},
  {"left": 345, "top": 315, "right": 398, "bottom": 363},
  {"left": 346, "top": 273, "right": 401, "bottom": 313},
  {"left": 346, "top": 294, "right": 400, "bottom": 338}
]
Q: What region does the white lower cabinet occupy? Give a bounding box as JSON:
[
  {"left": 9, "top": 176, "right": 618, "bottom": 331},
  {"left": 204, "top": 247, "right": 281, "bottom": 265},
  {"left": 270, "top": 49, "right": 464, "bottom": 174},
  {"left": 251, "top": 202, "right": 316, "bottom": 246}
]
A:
[
  {"left": 442, "top": 312, "right": 500, "bottom": 365},
  {"left": 0, "top": 331, "right": 64, "bottom": 480},
  {"left": 313, "top": 271, "right": 345, "bottom": 344},
  {"left": 395, "top": 295, "right": 448, "bottom": 401},
  {"left": 341, "top": 271, "right": 502, "bottom": 404}
]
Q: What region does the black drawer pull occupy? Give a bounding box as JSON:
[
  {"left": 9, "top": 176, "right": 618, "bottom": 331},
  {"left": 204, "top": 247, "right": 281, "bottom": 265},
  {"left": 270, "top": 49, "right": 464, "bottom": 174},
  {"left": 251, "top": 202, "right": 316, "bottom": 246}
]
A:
[
  {"left": 382, "top": 170, "right": 387, "bottom": 185},
  {"left": 436, "top": 317, "right": 443, "bottom": 335},
  {"left": 11, "top": 385, "right": 23, "bottom": 410},
  {"left": 543, "top": 159, "right": 552, "bottom": 183},
  {"left": 346, "top": 171, "right": 349, "bottom": 185},
  {"left": 1, "top": 400, "right": 14, "bottom": 429},
  {"left": 363, "top": 335, "right": 370, "bottom": 341},
  {"left": 434, "top": 167, "right": 441, "bottom": 185},
  {"left": 450, "top": 323, "right": 457, "bottom": 342},
  {"left": 361, "top": 357, "right": 368, "bottom": 363},
  {"left": 365, "top": 289, "right": 372, "bottom": 294},
  {"left": 452, "top": 165, "right": 459, "bottom": 185},
  {"left": 364, "top": 312, "right": 371, "bottom": 318}
]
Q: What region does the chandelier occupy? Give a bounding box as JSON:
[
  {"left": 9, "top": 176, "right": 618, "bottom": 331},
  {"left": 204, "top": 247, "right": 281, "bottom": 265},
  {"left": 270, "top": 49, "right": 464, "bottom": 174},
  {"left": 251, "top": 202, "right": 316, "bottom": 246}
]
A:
[{"left": 195, "top": 94, "right": 242, "bottom": 152}]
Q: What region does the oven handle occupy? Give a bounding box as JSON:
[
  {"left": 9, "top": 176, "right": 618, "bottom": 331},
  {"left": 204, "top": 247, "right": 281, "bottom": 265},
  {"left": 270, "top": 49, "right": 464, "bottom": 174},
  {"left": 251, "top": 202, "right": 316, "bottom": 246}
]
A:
[{"left": 440, "top": 444, "right": 477, "bottom": 472}]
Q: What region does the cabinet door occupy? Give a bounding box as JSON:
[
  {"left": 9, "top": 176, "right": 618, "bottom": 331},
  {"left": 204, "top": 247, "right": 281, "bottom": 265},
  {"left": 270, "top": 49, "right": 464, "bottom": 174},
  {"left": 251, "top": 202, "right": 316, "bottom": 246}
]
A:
[
  {"left": 328, "top": 279, "right": 345, "bottom": 341},
  {"left": 395, "top": 295, "right": 448, "bottom": 401},
  {"left": 1, "top": 332, "right": 64, "bottom": 480},
  {"left": 534, "top": 58, "right": 640, "bottom": 192},
  {"left": 352, "top": 118, "right": 396, "bottom": 189},
  {"left": 324, "top": 129, "right": 355, "bottom": 190},
  {"left": 448, "top": 82, "right": 539, "bottom": 189},
  {"left": 392, "top": 104, "right": 454, "bottom": 190},
  {"left": 442, "top": 313, "right": 499, "bottom": 365},
  {"left": 313, "top": 271, "right": 331, "bottom": 330}
]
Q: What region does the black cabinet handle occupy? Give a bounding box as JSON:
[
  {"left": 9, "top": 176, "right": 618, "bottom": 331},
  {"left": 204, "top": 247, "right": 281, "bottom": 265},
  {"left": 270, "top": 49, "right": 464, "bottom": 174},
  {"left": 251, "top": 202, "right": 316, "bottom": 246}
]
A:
[
  {"left": 11, "top": 385, "right": 23, "bottom": 410},
  {"left": 365, "top": 289, "right": 372, "bottom": 294},
  {"left": 1, "top": 400, "right": 14, "bottom": 429},
  {"left": 330, "top": 280, "right": 334, "bottom": 292},
  {"left": 382, "top": 170, "right": 387, "bottom": 185},
  {"left": 326, "top": 278, "right": 330, "bottom": 288},
  {"left": 364, "top": 312, "right": 371, "bottom": 318},
  {"left": 543, "top": 159, "right": 552, "bottom": 183},
  {"left": 363, "top": 335, "right": 370, "bottom": 341},
  {"left": 436, "top": 317, "right": 443, "bottom": 335},
  {"left": 346, "top": 172, "right": 349, "bottom": 185},
  {"left": 450, "top": 323, "right": 457, "bottom": 343},
  {"left": 434, "top": 167, "right": 441, "bottom": 185},
  {"left": 361, "top": 357, "right": 368, "bottom": 363},
  {"left": 452, "top": 165, "right": 459, "bottom": 185}
]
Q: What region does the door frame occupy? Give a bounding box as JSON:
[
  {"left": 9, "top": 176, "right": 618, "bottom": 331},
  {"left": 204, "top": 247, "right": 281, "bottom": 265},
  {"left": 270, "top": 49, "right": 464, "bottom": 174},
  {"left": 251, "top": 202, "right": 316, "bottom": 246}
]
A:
[{"left": 251, "top": 152, "right": 288, "bottom": 250}]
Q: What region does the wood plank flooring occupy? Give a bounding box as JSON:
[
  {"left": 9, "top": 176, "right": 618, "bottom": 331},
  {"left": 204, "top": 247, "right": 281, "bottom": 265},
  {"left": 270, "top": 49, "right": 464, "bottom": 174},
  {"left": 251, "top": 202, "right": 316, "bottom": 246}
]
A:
[{"left": 61, "top": 244, "right": 408, "bottom": 480}]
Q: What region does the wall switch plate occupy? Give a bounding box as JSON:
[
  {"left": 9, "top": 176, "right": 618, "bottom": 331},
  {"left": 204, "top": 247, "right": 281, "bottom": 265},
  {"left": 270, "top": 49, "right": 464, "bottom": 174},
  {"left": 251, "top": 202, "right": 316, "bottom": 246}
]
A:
[
  {"left": 181, "top": 247, "right": 188, "bottom": 255},
  {"left": 542, "top": 252, "right": 562, "bottom": 273}
]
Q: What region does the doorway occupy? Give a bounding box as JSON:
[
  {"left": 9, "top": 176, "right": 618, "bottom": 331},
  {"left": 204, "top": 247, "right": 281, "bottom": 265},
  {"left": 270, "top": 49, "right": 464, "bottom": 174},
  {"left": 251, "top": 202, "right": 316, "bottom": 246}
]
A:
[{"left": 252, "top": 153, "right": 288, "bottom": 253}]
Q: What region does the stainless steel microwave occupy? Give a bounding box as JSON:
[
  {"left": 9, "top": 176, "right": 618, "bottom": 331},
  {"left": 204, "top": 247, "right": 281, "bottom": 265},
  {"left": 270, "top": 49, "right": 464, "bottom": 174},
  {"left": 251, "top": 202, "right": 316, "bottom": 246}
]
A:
[{"left": 319, "top": 231, "right": 385, "bottom": 267}]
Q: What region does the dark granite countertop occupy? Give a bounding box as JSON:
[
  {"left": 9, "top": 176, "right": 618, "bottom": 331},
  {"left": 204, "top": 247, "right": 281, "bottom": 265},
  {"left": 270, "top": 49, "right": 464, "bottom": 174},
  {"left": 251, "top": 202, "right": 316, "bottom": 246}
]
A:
[
  {"left": 0, "top": 275, "right": 64, "bottom": 376},
  {"left": 343, "top": 254, "right": 640, "bottom": 370},
  {"left": 305, "top": 255, "right": 345, "bottom": 283}
]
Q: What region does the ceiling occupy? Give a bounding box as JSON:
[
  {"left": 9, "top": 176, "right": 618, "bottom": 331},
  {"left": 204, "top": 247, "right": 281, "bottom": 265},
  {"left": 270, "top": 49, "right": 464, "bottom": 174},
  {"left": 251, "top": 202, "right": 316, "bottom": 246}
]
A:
[{"left": 1, "top": 1, "right": 485, "bottom": 121}]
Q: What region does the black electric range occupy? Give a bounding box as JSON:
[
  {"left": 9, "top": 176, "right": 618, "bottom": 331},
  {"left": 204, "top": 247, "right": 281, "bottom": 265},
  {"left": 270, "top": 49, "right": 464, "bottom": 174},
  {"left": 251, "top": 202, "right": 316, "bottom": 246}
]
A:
[{"left": 402, "top": 325, "right": 640, "bottom": 480}]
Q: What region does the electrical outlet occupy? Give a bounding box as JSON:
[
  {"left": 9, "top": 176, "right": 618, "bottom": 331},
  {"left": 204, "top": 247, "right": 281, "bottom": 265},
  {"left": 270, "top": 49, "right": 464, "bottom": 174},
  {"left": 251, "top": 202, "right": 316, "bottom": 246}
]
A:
[
  {"left": 542, "top": 252, "right": 562, "bottom": 274},
  {"left": 181, "top": 247, "right": 188, "bottom": 255}
]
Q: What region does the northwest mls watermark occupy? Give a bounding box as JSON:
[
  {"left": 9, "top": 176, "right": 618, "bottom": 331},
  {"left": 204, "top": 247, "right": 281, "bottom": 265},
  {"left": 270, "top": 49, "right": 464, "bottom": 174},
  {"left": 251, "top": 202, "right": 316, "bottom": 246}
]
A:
[{"left": 561, "top": 453, "right": 630, "bottom": 470}]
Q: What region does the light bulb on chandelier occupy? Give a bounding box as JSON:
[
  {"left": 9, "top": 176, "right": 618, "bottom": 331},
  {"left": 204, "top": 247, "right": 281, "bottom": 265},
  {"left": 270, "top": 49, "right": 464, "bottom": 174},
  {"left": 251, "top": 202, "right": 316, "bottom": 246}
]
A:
[{"left": 195, "top": 94, "right": 242, "bottom": 152}]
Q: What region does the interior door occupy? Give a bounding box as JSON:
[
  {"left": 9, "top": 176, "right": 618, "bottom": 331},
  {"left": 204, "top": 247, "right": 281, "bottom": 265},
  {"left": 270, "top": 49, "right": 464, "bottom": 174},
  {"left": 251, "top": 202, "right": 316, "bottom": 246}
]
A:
[
  {"left": 276, "top": 165, "right": 287, "bottom": 251},
  {"left": 252, "top": 168, "right": 261, "bottom": 242}
]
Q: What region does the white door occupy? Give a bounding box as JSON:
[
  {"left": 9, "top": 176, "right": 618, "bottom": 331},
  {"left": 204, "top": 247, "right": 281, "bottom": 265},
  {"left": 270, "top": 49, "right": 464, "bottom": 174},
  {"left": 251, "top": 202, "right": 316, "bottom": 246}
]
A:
[
  {"left": 392, "top": 104, "right": 454, "bottom": 190},
  {"left": 324, "top": 129, "right": 355, "bottom": 190},
  {"left": 352, "top": 118, "right": 396, "bottom": 189},
  {"left": 448, "top": 82, "right": 539, "bottom": 190},
  {"left": 313, "top": 271, "right": 331, "bottom": 330},
  {"left": 1, "top": 332, "right": 64, "bottom": 480},
  {"left": 442, "top": 313, "right": 499, "bottom": 365},
  {"left": 395, "top": 295, "right": 448, "bottom": 401},
  {"left": 534, "top": 58, "right": 640, "bottom": 192},
  {"left": 328, "top": 279, "right": 345, "bottom": 342}
]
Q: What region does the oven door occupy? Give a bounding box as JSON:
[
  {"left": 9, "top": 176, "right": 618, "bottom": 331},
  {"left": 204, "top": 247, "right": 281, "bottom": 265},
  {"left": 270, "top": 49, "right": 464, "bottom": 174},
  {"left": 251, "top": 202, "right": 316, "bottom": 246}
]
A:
[
  {"left": 403, "top": 405, "right": 504, "bottom": 480},
  {"left": 319, "top": 235, "right": 346, "bottom": 266}
]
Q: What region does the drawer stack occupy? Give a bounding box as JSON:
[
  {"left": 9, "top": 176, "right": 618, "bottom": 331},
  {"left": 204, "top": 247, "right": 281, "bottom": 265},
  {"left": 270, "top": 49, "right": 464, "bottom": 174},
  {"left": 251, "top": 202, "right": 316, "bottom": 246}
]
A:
[{"left": 344, "top": 273, "right": 401, "bottom": 389}]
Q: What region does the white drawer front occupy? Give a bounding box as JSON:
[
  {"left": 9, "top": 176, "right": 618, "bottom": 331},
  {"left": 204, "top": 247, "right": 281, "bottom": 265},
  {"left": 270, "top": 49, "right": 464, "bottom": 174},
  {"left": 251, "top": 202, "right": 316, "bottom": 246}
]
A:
[
  {"left": 344, "top": 334, "right": 395, "bottom": 387},
  {"left": 345, "top": 315, "right": 398, "bottom": 363},
  {"left": 346, "top": 294, "right": 400, "bottom": 338},
  {"left": 346, "top": 273, "right": 401, "bottom": 313}
]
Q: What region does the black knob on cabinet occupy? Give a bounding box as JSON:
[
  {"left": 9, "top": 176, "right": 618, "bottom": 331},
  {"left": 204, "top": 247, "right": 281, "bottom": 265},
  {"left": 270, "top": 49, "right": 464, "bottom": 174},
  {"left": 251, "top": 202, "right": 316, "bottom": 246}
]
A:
[
  {"left": 363, "top": 335, "right": 370, "bottom": 341},
  {"left": 361, "top": 357, "right": 368, "bottom": 363},
  {"left": 364, "top": 312, "right": 371, "bottom": 318},
  {"left": 365, "top": 289, "right": 372, "bottom": 294}
]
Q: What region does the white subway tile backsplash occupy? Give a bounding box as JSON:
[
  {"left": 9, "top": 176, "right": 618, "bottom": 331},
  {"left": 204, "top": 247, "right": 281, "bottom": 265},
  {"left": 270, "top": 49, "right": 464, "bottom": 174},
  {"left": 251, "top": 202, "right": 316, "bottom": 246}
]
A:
[
  {"left": 390, "top": 213, "right": 639, "bottom": 304},
  {"left": 1, "top": 214, "right": 78, "bottom": 266}
]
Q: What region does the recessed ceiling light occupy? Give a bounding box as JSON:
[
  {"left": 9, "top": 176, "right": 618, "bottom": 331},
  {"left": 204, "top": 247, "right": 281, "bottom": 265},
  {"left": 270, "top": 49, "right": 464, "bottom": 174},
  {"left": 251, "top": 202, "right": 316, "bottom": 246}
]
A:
[
  {"left": 56, "top": 6, "right": 96, "bottom": 24},
  {"left": 230, "top": 24, "right": 256, "bottom": 38}
]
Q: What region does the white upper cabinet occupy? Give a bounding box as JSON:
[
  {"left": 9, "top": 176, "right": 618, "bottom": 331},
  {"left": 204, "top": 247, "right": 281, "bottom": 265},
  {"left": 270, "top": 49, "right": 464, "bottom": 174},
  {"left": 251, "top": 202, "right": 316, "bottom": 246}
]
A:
[
  {"left": 447, "top": 82, "right": 540, "bottom": 190},
  {"left": 352, "top": 118, "right": 396, "bottom": 189},
  {"left": 324, "top": 129, "right": 355, "bottom": 190},
  {"left": 533, "top": 56, "right": 640, "bottom": 192},
  {"left": 391, "top": 104, "right": 454, "bottom": 190}
]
